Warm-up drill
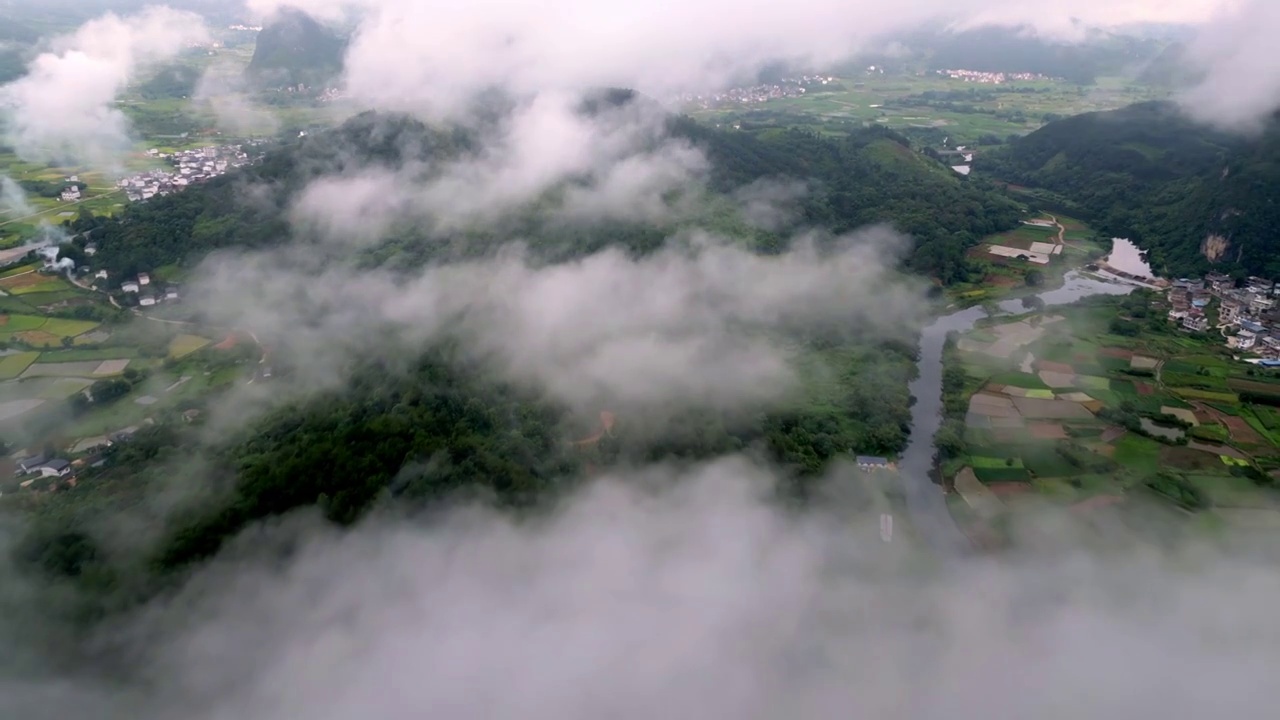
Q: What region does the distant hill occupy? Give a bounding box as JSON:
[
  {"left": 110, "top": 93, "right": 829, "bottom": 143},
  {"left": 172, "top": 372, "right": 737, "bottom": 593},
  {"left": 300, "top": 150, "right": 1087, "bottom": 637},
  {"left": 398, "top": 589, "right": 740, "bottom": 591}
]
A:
[
  {"left": 246, "top": 7, "right": 347, "bottom": 88},
  {"left": 980, "top": 101, "right": 1280, "bottom": 277},
  {"left": 81, "top": 104, "right": 1019, "bottom": 285},
  {"left": 893, "top": 26, "right": 1167, "bottom": 85}
]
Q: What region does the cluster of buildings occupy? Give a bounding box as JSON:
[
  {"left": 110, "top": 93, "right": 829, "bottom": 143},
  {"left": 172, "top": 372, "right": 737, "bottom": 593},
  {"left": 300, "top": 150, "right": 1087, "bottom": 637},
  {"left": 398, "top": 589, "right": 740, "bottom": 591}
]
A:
[
  {"left": 1169, "top": 273, "right": 1280, "bottom": 356},
  {"left": 679, "top": 75, "right": 838, "bottom": 109},
  {"left": 934, "top": 69, "right": 1052, "bottom": 84},
  {"left": 117, "top": 144, "right": 263, "bottom": 203},
  {"left": 58, "top": 175, "right": 83, "bottom": 203},
  {"left": 116, "top": 271, "right": 180, "bottom": 307}
]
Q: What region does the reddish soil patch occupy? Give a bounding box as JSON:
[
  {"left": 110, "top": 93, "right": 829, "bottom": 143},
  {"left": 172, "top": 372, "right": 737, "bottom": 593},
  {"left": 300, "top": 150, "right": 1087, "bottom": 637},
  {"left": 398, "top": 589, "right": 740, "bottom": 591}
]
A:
[
  {"left": 1098, "top": 347, "right": 1134, "bottom": 360},
  {"left": 1133, "top": 381, "right": 1155, "bottom": 396},
  {"left": 0, "top": 315, "right": 8, "bottom": 327},
  {"left": 0, "top": 273, "right": 46, "bottom": 290},
  {"left": 214, "top": 333, "right": 240, "bottom": 350},
  {"left": 15, "top": 330, "right": 59, "bottom": 346},
  {"left": 1159, "top": 445, "right": 1222, "bottom": 471},
  {"left": 983, "top": 274, "right": 1022, "bottom": 289},
  {"left": 1029, "top": 422, "right": 1068, "bottom": 440},
  {"left": 1223, "top": 415, "right": 1267, "bottom": 446},
  {"left": 987, "top": 482, "right": 1032, "bottom": 497},
  {"left": 572, "top": 410, "right": 617, "bottom": 447},
  {"left": 1194, "top": 402, "right": 1266, "bottom": 446},
  {"left": 1082, "top": 401, "right": 1105, "bottom": 414},
  {"left": 1036, "top": 360, "right": 1075, "bottom": 374}
]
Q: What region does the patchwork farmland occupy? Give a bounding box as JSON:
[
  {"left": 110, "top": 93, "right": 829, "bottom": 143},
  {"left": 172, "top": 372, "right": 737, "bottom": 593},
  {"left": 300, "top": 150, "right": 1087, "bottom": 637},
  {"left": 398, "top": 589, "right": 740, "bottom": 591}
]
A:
[{"left": 942, "top": 291, "right": 1280, "bottom": 544}]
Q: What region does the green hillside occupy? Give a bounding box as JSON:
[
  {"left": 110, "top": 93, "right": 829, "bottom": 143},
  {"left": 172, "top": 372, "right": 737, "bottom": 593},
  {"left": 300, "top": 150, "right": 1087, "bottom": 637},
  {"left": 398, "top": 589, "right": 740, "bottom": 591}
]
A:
[
  {"left": 246, "top": 7, "right": 347, "bottom": 88},
  {"left": 980, "top": 101, "right": 1280, "bottom": 278},
  {"left": 80, "top": 108, "right": 1020, "bottom": 285}
]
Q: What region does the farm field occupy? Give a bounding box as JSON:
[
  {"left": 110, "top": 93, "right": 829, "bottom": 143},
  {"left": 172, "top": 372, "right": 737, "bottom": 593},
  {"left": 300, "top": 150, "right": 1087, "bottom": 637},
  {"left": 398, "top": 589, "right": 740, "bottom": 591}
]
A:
[
  {"left": 944, "top": 290, "right": 1280, "bottom": 545},
  {"left": 689, "top": 73, "right": 1169, "bottom": 146}
]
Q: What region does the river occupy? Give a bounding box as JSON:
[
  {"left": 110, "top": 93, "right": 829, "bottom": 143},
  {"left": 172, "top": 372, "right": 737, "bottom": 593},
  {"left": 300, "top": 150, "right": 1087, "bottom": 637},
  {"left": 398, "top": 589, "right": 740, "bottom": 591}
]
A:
[{"left": 899, "top": 270, "right": 1139, "bottom": 555}]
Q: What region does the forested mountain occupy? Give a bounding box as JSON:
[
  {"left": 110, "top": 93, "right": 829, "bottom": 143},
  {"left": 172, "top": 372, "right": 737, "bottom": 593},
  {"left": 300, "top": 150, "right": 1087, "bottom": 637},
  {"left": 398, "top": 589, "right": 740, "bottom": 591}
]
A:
[
  {"left": 980, "top": 101, "right": 1280, "bottom": 278},
  {"left": 894, "top": 26, "right": 1167, "bottom": 84},
  {"left": 22, "top": 103, "right": 1026, "bottom": 626},
  {"left": 246, "top": 7, "right": 347, "bottom": 88},
  {"left": 80, "top": 109, "right": 1020, "bottom": 284}
]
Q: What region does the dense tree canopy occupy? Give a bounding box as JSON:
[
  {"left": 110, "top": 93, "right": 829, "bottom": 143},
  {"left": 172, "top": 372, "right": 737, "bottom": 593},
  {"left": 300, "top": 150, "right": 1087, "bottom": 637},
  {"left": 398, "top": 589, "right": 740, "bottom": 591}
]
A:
[{"left": 981, "top": 101, "right": 1280, "bottom": 279}]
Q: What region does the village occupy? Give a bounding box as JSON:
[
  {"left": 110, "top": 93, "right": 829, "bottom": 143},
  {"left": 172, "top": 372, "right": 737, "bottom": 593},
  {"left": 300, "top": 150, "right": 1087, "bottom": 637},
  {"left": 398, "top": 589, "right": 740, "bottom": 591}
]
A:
[
  {"left": 678, "top": 75, "right": 839, "bottom": 109},
  {"left": 933, "top": 68, "right": 1054, "bottom": 84},
  {"left": 1166, "top": 273, "right": 1280, "bottom": 360},
  {"left": 115, "top": 143, "right": 266, "bottom": 203}
]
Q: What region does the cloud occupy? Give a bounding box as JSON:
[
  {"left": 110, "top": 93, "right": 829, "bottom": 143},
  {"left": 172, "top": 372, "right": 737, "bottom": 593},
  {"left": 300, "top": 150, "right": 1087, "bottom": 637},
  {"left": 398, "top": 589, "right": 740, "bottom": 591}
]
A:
[
  {"left": 192, "top": 62, "right": 282, "bottom": 137},
  {"left": 187, "top": 227, "right": 924, "bottom": 417},
  {"left": 55, "top": 456, "right": 1272, "bottom": 720},
  {"left": 0, "top": 7, "right": 209, "bottom": 169},
  {"left": 0, "top": 174, "right": 35, "bottom": 217},
  {"left": 291, "top": 93, "right": 709, "bottom": 238},
  {"left": 1178, "top": 0, "right": 1280, "bottom": 131},
  {"left": 241, "top": 0, "right": 1225, "bottom": 121}
]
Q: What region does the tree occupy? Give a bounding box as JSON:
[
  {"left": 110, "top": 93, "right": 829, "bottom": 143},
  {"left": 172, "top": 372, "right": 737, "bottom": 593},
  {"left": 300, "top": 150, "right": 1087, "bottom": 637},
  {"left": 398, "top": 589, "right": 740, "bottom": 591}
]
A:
[{"left": 1024, "top": 269, "right": 1044, "bottom": 287}]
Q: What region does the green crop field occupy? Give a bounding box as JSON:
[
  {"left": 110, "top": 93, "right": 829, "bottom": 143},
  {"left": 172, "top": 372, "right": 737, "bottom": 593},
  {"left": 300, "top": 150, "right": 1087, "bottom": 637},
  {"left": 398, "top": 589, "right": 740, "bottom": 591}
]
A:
[
  {"left": 168, "top": 334, "right": 212, "bottom": 359},
  {"left": 0, "top": 263, "right": 39, "bottom": 278},
  {"left": 0, "top": 314, "right": 46, "bottom": 332},
  {"left": 0, "top": 351, "right": 40, "bottom": 380},
  {"left": 1075, "top": 375, "right": 1111, "bottom": 391},
  {"left": 1175, "top": 388, "right": 1239, "bottom": 403},
  {"left": 36, "top": 347, "right": 138, "bottom": 363},
  {"left": 970, "top": 455, "right": 1023, "bottom": 469},
  {"left": 1112, "top": 434, "right": 1163, "bottom": 475},
  {"left": 990, "top": 371, "right": 1050, "bottom": 390},
  {"left": 1018, "top": 444, "right": 1081, "bottom": 478},
  {"left": 42, "top": 318, "right": 100, "bottom": 337}
]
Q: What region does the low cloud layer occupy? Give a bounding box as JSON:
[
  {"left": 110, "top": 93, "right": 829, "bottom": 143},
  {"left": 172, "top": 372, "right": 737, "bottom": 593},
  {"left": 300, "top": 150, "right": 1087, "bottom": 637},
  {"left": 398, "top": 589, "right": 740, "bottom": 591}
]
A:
[
  {"left": 6, "top": 456, "right": 1259, "bottom": 720},
  {"left": 0, "top": 7, "right": 208, "bottom": 168},
  {"left": 244, "top": 0, "right": 1225, "bottom": 120},
  {"left": 292, "top": 93, "right": 707, "bottom": 238},
  {"left": 1179, "top": 0, "right": 1280, "bottom": 131},
  {"left": 191, "top": 228, "right": 925, "bottom": 416}
]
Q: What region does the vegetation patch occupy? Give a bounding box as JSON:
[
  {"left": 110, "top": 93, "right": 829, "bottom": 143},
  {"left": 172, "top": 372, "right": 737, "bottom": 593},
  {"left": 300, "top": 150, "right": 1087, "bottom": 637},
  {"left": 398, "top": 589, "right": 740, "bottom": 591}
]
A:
[
  {"left": 1174, "top": 388, "right": 1239, "bottom": 403},
  {"left": 974, "top": 466, "right": 1031, "bottom": 483},
  {"left": 8, "top": 277, "right": 69, "bottom": 296},
  {"left": 168, "top": 334, "right": 212, "bottom": 359},
  {"left": 1075, "top": 375, "right": 1111, "bottom": 391},
  {"left": 1112, "top": 434, "right": 1163, "bottom": 475},
  {"left": 0, "top": 351, "right": 40, "bottom": 380},
  {"left": 1024, "top": 389, "right": 1055, "bottom": 399},
  {"left": 0, "top": 314, "right": 46, "bottom": 331},
  {"left": 1221, "top": 455, "right": 1251, "bottom": 468},
  {"left": 35, "top": 347, "right": 138, "bottom": 363},
  {"left": 989, "top": 371, "right": 1050, "bottom": 390},
  {"left": 42, "top": 317, "right": 100, "bottom": 337},
  {"left": 970, "top": 455, "right": 1023, "bottom": 469},
  {"left": 0, "top": 263, "right": 38, "bottom": 279},
  {"left": 1189, "top": 424, "right": 1229, "bottom": 443}
]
